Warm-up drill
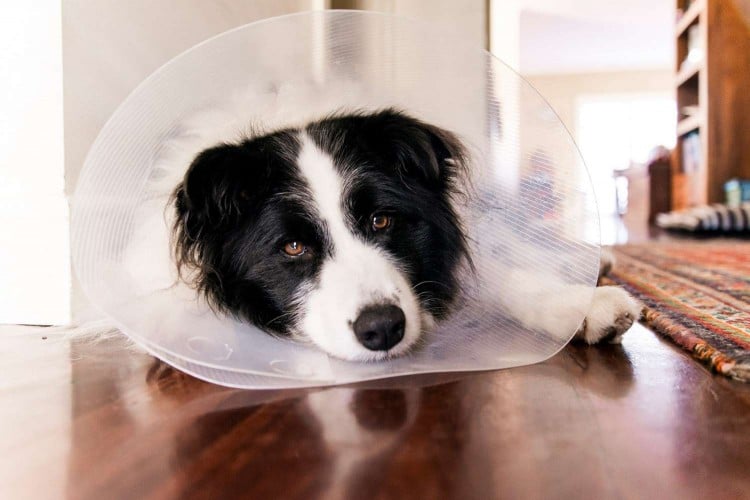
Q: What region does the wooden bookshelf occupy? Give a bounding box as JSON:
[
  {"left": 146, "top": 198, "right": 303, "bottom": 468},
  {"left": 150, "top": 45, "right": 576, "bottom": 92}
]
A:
[{"left": 672, "top": 0, "right": 750, "bottom": 209}]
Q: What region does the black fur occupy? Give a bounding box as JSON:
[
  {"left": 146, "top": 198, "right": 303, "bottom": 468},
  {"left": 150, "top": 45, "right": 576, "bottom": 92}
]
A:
[{"left": 171, "top": 109, "right": 469, "bottom": 335}]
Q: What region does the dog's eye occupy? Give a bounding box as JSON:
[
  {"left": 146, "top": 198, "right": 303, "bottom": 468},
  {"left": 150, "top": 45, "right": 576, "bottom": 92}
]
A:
[
  {"left": 371, "top": 214, "right": 393, "bottom": 231},
  {"left": 283, "top": 241, "right": 308, "bottom": 257}
]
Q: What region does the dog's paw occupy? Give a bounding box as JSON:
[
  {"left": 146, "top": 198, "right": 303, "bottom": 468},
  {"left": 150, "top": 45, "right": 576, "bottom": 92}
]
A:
[{"left": 576, "top": 286, "right": 642, "bottom": 344}]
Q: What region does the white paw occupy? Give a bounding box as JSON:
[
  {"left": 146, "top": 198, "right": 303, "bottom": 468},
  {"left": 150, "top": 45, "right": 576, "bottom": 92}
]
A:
[{"left": 576, "top": 286, "right": 642, "bottom": 344}]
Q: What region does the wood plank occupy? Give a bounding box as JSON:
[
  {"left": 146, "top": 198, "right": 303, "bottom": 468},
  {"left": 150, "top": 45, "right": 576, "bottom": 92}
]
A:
[
  {"left": 676, "top": 0, "right": 705, "bottom": 37},
  {"left": 677, "top": 114, "right": 702, "bottom": 136},
  {"left": 675, "top": 62, "right": 702, "bottom": 87}
]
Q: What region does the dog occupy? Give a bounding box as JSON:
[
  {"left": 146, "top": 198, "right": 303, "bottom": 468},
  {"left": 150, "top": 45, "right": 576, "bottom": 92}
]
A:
[
  {"left": 158, "top": 106, "right": 641, "bottom": 362},
  {"left": 169, "top": 109, "right": 467, "bottom": 361}
]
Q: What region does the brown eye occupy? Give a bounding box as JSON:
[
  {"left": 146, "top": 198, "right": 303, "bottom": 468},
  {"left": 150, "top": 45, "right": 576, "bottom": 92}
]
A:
[
  {"left": 283, "top": 241, "right": 307, "bottom": 257},
  {"left": 371, "top": 214, "right": 392, "bottom": 231}
]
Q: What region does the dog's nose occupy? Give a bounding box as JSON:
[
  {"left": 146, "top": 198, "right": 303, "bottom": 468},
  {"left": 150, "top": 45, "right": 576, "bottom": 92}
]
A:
[{"left": 353, "top": 305, "right": 406, "bottom": 351}]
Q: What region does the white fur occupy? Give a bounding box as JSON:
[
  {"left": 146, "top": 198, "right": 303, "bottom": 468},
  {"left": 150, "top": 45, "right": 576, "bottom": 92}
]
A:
[{"left": 295, "top": 135, "right": 422, "bottom": 361}]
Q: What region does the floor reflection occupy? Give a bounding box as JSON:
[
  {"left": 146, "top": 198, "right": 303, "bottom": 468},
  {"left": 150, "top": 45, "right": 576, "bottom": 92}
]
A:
[
  {"left": 60, "top": 329, "right": 691, "bottom": 498},
  {"left": 565, "top": 341, "right": 636, "bottom": 399},
  {"left": 306, "top": 387, "right": 420, "bottom": 499}
]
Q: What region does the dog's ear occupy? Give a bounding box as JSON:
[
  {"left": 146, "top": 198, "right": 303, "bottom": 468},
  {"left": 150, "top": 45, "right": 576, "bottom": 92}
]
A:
[
  {"left": 172, "top": 142, "right": 267, "bottom": 239},
  {"left": 369, "top": 110, "right": 467, "bottom": 189},
  {"left": 420, "top": 122, "right": 467, "bottom": 182},
  {"left": 171, "top": 141, "right": 272, "bottom": 292}
]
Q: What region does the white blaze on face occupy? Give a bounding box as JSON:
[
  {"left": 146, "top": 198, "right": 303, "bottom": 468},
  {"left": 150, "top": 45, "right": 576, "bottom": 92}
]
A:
[{"left": 295, "top": 134, "right": 422, "bottom": 361}]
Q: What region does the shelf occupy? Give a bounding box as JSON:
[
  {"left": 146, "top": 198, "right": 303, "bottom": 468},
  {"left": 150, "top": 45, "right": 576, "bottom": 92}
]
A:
[
  {"left": 675, "top": 62, "right": 702, "bottom": 87},
  {"left": 672, "top": 0, "right": 750, "bottom": 209},
  {"left": 677, "top": 115, "right": 702, "bottom": 136},
  {"left": 676, "top": 0, "right": 704, "bottom": 38}
]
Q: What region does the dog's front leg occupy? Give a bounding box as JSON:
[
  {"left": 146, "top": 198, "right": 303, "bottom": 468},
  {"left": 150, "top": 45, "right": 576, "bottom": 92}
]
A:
[
  {"left": 574, "top": 250, "right": 642, "bottom": 344},
  {"left": 498, "top": 250, "right": 641, "bottom": 344}
]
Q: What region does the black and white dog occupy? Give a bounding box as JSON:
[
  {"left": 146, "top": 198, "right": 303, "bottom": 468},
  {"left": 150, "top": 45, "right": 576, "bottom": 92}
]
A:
[
  {"left": 160, "top": 107, "right": 641, "bottom": 362},
  {"left": 170, "top": 110, "right": 466, "bottom": 361}
]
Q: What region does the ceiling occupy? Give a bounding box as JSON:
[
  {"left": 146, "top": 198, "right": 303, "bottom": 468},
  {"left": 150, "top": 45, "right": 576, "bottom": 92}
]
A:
[{"left": 517, "top": 0, "right": 675, "bottom": 74}]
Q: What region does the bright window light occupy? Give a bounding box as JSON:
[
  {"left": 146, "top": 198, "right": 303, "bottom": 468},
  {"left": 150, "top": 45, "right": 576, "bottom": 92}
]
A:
[{"left": 576, "top": 94, "right": 676, "bottom": 217}]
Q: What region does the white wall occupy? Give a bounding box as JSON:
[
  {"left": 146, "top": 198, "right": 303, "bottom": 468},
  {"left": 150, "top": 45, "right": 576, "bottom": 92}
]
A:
[
  {"left": 489, "top": 0, "right": 673, "bottom": 75},
  {"left": 489, "top": 0, "right": 521, "bottom": 69},
  {"left": 331, "top": 0, "right": 487, "bottom": 49},
  {"left": 63, "top": 0, "right": 487, "bottom": 197},
  {"left": 393, "top": 1, "right": 487, "bottom": 49},
  {"left": 525, "top": 70, "right": 674, "bottom": 138},
  {"left": 62, "top": 0, "right": 317, "bottom": 197},
  {"left": 0, "top": 1, "right": 69, "bottom": 325}
]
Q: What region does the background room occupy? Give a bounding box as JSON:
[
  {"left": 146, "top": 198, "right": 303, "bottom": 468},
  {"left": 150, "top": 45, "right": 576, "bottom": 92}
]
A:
[
  {"left": 3, "top": 1, "right": 750, "bottom": 498},
  {"left": 492, "top": 0, "right": 677, "bottom": 244}
]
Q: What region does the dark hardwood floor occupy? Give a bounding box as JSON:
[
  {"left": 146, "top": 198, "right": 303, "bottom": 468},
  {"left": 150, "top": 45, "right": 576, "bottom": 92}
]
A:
[{"left": 2, "top": 322, "right": 750, "bottom": 499}]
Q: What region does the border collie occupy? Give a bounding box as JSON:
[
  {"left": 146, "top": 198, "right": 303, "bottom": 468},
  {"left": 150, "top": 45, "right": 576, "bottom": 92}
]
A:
[
  {"left": 170, "top": 110, "right": 466, "bottom": 361},
  {"left": 164, "top": 108, "right": 641, "bottom": 362}
]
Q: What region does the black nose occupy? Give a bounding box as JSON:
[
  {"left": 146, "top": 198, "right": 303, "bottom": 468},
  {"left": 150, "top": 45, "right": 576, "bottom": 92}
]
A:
[{"left": 353, "top": 305, "right": 406, "bottom": 351}]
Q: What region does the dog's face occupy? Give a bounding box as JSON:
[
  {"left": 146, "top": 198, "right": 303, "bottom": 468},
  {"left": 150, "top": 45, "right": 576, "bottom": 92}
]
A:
[{"left": 172, "top": 110, "right": 468, "bottom": 361}]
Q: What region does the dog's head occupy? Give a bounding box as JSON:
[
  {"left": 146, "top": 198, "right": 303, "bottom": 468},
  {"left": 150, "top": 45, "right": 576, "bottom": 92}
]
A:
[{"left": 171, "top": 109, "right": 469, "bottom": 361}]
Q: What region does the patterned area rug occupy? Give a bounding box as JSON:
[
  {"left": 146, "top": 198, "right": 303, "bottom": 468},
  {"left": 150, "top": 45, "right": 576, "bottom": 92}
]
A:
[{"left": 607, "top": 241, "right": 750, "bottom": 382}]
